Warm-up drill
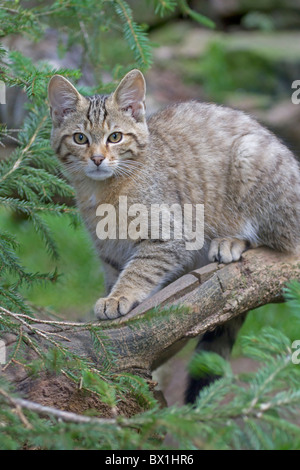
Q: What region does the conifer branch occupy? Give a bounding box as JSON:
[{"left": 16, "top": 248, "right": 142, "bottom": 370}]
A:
[
  {"left": 114, "top": 0, "right": 152, "bottom": 68},
  {"left": 0, "top": 114, "right": 48, "bottom": 184}
]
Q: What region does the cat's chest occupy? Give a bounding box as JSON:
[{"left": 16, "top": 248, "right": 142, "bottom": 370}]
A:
[
  {"left": 78, "top": 190, "right": 137, "bottom": 265},
  {"left": 78, "top": 192, "right": 101, "bottom": 233},
  {"left": 79, "top": 190, "right": 126, "bottom": 232},
  {"left": 97, "top": 238, "right": 137, "bottom": 268}
]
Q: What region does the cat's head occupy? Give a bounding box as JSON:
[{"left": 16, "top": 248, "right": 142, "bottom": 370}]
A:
[{"left": 48, "top": 70, "right": 149, "bottom": 181}]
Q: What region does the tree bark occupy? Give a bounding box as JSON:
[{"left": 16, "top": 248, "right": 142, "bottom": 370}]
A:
[{"left": 1, "top": 247, "right": 300, "bottom": 415}]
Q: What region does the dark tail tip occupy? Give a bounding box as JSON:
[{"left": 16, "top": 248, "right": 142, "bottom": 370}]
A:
[{"left": 184, "top": 374, "right": 222, "bottom": 405}]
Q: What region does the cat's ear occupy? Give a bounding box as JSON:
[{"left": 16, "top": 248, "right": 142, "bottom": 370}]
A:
[
  {"left": 113, "top": 69, "right": 146, "bottom": 122},
  {"left": 48, "top": 75, "right": 81, "bottom": 126}
]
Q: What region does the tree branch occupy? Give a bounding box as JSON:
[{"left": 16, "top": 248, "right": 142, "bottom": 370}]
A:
[{"left": 1, "top": 247, "right": 300, "bottom": 414}]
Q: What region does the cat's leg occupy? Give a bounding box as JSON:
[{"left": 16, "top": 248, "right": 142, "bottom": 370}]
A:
[
  {"left": 101, "top": 261, "right": 120, "bottom": 295},
  {"left": 208, "top": 237, "right": 250, "bottom": 264},
  {"left": 95, "top": 240, "right": 189, "bottom": 320}
]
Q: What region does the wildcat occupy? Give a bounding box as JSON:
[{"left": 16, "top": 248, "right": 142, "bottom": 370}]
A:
[{"left": 48, "top": 70, "right": 300, "bottom": 402}]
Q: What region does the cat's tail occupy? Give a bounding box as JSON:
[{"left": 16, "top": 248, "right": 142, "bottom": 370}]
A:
[{"left": 184, "top": 313, "right": 247, "bottom": 404}]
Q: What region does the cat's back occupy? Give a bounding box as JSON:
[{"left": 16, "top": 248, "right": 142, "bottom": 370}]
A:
[
  {"left": 147, "top": 101, "right": 261, "bottom": 145},
  {"left": 146, "top": 100, "right": 300, "bottom": 252},
  {"left": 147, "top": 100, "right": 298, "bottom": 182}
]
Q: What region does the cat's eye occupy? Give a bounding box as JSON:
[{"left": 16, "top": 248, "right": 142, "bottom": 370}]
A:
[
  {"left": 73, "top": 133, "right": 88, "bottom": 145},
  {"left": 108, "top": 132, "right": 123, "bottom": 144}
]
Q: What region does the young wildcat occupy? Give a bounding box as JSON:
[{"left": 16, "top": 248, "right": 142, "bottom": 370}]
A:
[{"left": 48, "top": 70, "right": 300, "bottom": 402}]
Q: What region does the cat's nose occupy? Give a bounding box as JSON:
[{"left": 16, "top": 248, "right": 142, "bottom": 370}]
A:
[{"left": 91, "top": 155, "right": 105, "bottom": 167}]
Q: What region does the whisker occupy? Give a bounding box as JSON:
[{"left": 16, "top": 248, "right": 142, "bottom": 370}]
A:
[
  {"left": 115, "top": 160, "right": 151, "bottom": 180},
  {"left": 114, "top": 168, "right": 139, "bottom": 183},
  {"left": 111, "top": 164, "right": 143, "bottom": 185}
]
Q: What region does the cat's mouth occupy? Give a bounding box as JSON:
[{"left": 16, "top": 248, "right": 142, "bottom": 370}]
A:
[{"left": 85, "top": 166, "right": 114, "bottom": 181}]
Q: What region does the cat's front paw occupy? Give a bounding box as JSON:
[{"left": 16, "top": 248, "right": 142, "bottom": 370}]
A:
[
  {"left": 94, "top": 295, "right": 138, "bottom": 320},
  {"left": 208, "top": 237, "right": 249, "bottom": 264}
]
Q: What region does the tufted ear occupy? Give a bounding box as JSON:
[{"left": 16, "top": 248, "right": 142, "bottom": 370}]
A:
[
  {"left": 113, "top": 69, "right": 146, "bottom": 122},
  {"left": 48, "top": 75, "right": 81, "bottom": 126}
]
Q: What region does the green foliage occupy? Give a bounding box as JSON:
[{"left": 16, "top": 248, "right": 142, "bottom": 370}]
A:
[
  {"left": 188, "top": 350, "right": 233, "bottom": 380},
  {"left": 114, "top": 0, "right": 153, "bottom": 69},
  {"left": 178, "top": 0, "right": 215, "bottom": 29},
  {"left": 152, "top": 0, "right": 177, "bottom": 17},
  {"left": 0, "top": 210, "right": 103, "bottom": 317},
  {"left": 0, "top": 53, "right": 79, "bottom": 312}
]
